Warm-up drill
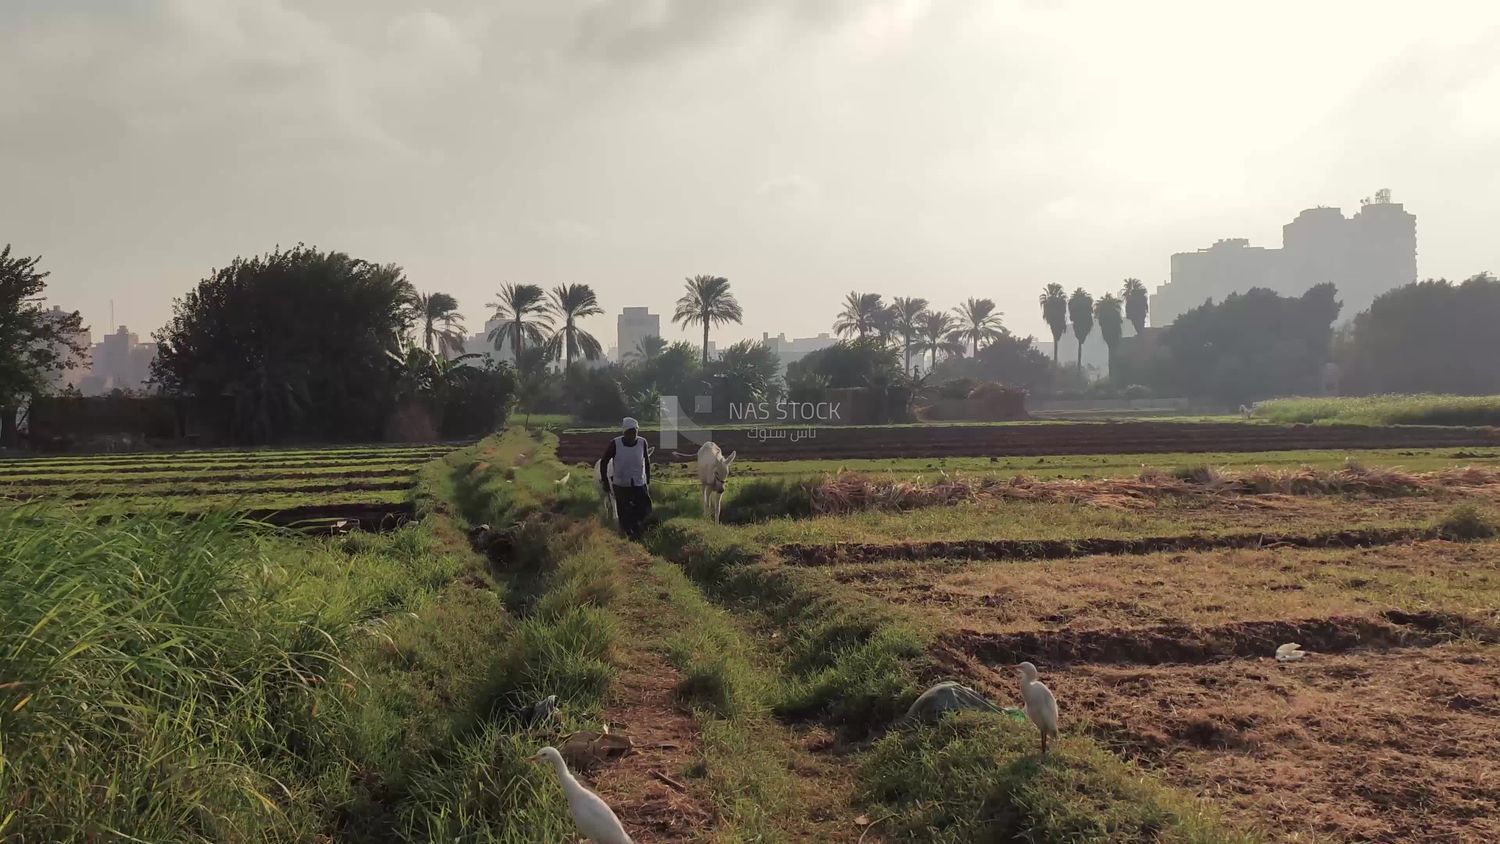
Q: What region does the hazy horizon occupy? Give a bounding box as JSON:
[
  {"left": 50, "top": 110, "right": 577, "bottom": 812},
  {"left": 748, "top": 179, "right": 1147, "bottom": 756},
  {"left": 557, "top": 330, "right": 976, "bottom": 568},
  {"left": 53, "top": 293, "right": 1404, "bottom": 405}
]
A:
[{"left": 4, "top": 1, "right": 1497, "bottom": 352}]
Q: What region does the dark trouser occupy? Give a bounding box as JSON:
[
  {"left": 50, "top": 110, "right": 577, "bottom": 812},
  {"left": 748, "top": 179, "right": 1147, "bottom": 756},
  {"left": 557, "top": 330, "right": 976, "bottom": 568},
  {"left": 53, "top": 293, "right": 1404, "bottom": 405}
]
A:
[{"left": 613, "top": 484, "right": 652, "bottom": 539}]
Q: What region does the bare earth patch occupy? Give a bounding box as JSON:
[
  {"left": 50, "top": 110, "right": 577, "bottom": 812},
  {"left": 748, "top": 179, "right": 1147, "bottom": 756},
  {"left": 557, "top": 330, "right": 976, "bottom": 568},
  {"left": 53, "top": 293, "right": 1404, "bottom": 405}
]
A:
[
  {"left": 827, "top": 539, "right": 1500, "bottom": 634},
  {"left": 1044, "top": 644, "right": 1500, "bottom": 843},
  {"left": 588, "top": 657, "right": 714, "bottom": 843},
  {"left": 587, "top": 565, "right": 717, "bottom": 843}
]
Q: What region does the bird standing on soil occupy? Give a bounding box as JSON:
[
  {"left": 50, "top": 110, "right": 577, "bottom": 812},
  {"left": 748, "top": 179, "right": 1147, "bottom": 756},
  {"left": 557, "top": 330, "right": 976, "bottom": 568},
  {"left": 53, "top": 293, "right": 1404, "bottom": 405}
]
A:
[
  {"left": 531, "top": 745, "right": 634, "bottom": 843},
  {"left": 1013, "top": 662, "right": 1060, "bottom": 756}
]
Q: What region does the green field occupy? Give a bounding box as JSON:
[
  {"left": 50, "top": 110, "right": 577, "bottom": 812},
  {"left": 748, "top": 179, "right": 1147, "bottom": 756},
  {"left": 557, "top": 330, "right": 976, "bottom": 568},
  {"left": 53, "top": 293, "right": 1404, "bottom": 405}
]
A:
[
  {"left": 7, "top": 428, "right": 1498, "bottom": 842},
  {"left": 1253, "top": 393, "right": 1500, "bottom": 427}
]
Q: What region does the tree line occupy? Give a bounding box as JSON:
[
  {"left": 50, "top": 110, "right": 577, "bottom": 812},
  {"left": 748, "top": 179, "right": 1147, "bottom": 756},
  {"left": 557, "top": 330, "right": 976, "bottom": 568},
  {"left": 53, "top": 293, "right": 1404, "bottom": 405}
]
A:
[{"left": 3, "top": 238, "right": 1497, "bottom": 444}]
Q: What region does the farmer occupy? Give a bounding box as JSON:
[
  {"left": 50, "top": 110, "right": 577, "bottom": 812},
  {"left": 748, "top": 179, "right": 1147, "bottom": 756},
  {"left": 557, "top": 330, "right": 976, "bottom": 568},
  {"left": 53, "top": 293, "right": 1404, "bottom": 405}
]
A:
[{"left": 597, "top": 416, "right": 652, "bottom": 539}]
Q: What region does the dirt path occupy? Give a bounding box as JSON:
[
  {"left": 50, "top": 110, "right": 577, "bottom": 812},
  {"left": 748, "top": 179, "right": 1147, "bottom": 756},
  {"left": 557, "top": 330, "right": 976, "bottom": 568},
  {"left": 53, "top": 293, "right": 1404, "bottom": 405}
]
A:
[
  {"left": 586, "top": 556, "right": 718, "bottom": 843},
  {"left": 587, "top": 539, "right": 874, "bottom": 842}
]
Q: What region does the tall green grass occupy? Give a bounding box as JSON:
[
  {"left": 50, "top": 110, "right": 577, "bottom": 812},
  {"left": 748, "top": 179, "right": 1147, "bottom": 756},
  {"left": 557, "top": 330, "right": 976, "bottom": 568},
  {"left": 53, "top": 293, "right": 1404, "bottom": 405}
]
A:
[
  {"left": 0, "top": 430, "right": 602, "bottom": 843},
  {"left": 0, "top": 507, "right": 351, "bottom": 841},
  {"left": 862, "top": 714, "right": 1254, "bottom": 843},
  {"left": 1253, "top": 394, "right": 1500, "bottom": 427}
]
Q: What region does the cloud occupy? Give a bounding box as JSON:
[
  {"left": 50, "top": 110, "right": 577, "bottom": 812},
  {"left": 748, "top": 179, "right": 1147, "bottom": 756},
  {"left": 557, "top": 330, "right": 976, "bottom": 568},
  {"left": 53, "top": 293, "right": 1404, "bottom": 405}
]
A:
[{"left": 571, "top": 0, "right": 922, "bottom": 63}]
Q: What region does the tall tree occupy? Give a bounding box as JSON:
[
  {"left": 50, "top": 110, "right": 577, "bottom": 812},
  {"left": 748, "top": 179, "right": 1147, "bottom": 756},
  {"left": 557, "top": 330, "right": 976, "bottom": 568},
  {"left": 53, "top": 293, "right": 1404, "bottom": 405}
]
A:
[
  {"left": 1067, "top": 288, "right": 1095, "bottom": 372},
  {"left": 1153, "top": 284, "right": 1341, "bottom": 402},
  {"left": 546, "top": 283, "right": 604, "bottom": 368},
  {"left": 1342, "top": 274, "right": 1498, "bottom": 395},
  {"left": 1039, "top": 283, "right": 1068, "bottom": 363},
  {"left": 931, "top": 331, "right": 1054, "bottom": 393},
  {"left": 673, "top": 275, "right": 742, "bottom": 365},
  {"left": 153, "top": 245, "right": 417, "bottom": 443},
  {"left": 1094, "top": 293, "right": 1124, "bottom": 377},
  {"left": 487, "top": 283, "right": 551, "bottom": 362},
  {"left": 0, "top": 246, "right": 88, "bottom": 445},
  {"left": 417, "top": 292, "right": 465, "bottom": 357},
  {"left": 916, "top": 311, "right": 962, "bottom": 373},
  {"left": 833, "top": 291, "right": 886, "bottom": 340},
  {"left": 951, "top": 298, "right": 1004, "bottom": 358},
  {"left": 786, "top": 338, "right": 898, "bottom": 389},
  {"left": 1121, "top": 278, "right": 1149, "bottom": 334},
  {"left": 890, "top": 296, "right": 929, "bottom": 375}
]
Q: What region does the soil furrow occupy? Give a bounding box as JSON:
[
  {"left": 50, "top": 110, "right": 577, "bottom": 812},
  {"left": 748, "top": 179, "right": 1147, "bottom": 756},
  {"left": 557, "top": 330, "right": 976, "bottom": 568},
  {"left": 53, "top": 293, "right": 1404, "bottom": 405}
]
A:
[
  {"left": 5, "top": 467, "right": 416, "bottom": 487},
  {"left": 777, "top": 527, "right": 1437, "bottom": 565},
  {"left": 948, "top": 610, "right": 1495, "bottom": 668},
  {"left": 10, "top": 479, "right": 411, "bottom": 502}
]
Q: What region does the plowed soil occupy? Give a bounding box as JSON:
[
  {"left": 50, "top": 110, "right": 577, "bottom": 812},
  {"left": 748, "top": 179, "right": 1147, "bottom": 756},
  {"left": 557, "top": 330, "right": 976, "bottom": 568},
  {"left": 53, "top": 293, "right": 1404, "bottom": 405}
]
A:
[
  {"left": 13, "top": 479, "right": 412, "bottom": 502},
  {"left": 5, "top": 467, "right": 415, "bottom": 487},
  {"left": 999, "top": 644, "right": 1500, "bottom": 843},
  {"left": 946, "top": 610, "right": 1492, "bottom": 668},
  {"left": 830, "top": 540, "right": 1500, "bottom": 637},
  {"left": 558, "top": 421, "right": 1500, "bottom": 463},
  {"left": 780, "top": 527, "right": 1436, "bottom": 566}
]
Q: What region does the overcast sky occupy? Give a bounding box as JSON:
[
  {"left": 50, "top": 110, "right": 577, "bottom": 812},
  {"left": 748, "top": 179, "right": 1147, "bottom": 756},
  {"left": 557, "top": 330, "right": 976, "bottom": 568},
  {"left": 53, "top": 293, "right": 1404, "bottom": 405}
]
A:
[{"left": 4, "top": 0, "right": 1497, "bottom": 351}]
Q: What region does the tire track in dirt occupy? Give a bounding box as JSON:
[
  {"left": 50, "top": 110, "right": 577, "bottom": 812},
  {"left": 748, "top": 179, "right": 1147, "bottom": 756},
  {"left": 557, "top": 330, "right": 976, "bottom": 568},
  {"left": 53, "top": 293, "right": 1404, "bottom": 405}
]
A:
[
  {"left": 946, "top": 610, "right": 1497, "bottom": 668},
  {"left": 777, "top": 527, "right": 1447, "bottom": 566}
]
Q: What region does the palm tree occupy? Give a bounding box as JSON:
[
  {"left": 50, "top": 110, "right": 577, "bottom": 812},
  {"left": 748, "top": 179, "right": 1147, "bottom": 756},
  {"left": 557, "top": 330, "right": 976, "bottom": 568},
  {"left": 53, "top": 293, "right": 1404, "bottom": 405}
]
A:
[
  {"left": 1039, "top": 283, "right": 1068, "bottom": 363},
  {"left": 1067, "top": 288, "right": 1095, "bottom": 372},
  {"left": 833, "top": 292, "right": 887, "bottom": 340},
  {"left": 673, "top": 275, "right": 743, "bottom": 365},
  {"left": 890, "top": 297, "right": 928, "bottom": 375},
  {"left": 916, "top": 311, "right": 962, "bottom": 373},
  {"left": 417, "top": 292, "right": 466, "bottom": 357},
  {"left": 1094, "top": 293, "right": 1124, "bottom": 377},
  {"left": 547, "top": 283, "right": 604, "bottom": 368},
  {"left": 951, "top": 298, "right": 1004, "bottom": 357},
  {"left": 487, "top": 283, "right": 552, "bottom": 361},
  {"left": 627, "top": 335, "right": 667, "bottom": 363},
  {"left": 1121, "top": 278, "right": 1149, "bottom": 334}
]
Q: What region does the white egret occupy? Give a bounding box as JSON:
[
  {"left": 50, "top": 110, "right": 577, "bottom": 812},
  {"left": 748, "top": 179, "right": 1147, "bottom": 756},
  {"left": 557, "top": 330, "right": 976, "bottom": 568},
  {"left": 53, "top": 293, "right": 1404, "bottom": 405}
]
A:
[
  {"left": 531, "top": 745, "right": 634, "bottom": 844},
  {"left": 1013, "top": 662, "right": 1060, "bottom": 756}
]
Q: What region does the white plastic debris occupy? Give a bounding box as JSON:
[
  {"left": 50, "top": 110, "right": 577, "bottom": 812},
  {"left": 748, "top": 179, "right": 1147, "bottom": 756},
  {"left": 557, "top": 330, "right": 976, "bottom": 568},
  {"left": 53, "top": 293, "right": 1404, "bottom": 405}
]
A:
[{"left": 1275, "top": 642, "right": 1307, "bottom": 663}]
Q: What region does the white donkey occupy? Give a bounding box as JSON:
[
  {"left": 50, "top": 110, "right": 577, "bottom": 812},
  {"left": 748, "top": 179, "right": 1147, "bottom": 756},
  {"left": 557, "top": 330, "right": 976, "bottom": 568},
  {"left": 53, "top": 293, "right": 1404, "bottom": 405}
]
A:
[
  {"left": 696, "top": 441, "right": 737, "bottom": 523},
  {"left": 593, "top": 447, "right": 654, "bottom": 528}
]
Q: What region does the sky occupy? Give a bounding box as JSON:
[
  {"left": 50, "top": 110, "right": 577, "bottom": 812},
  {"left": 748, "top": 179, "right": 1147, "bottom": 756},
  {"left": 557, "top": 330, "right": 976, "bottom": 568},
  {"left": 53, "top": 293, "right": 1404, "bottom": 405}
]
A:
[{"left": 4, "top": 0, "right": 1498, "bottom": 352}]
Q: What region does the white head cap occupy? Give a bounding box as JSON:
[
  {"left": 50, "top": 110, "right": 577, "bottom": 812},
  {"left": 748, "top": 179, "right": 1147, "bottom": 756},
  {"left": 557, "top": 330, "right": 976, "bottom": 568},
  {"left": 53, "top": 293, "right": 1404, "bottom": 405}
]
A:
[{"left": 622, "top": 417, "right": 639, "bottom": 431}]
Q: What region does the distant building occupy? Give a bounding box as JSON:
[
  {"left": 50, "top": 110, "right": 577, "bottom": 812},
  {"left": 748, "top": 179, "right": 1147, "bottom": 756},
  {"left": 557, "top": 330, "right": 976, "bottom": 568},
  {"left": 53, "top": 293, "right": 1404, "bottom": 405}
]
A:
[
  {"left": 760, "top": 331, "right": 837, "bottom": 374},
  {"left": 1151, "top": 190, "right": 1417, "bottom": 325},
  {"left": 459, "top": 317, "right": 517, "bottom": 368},
  {"left": 79, "top": 325, "right": 155, "bottom": 395},
  {"left": 616, "top": 307, "right": 660, "bottom": 363}
]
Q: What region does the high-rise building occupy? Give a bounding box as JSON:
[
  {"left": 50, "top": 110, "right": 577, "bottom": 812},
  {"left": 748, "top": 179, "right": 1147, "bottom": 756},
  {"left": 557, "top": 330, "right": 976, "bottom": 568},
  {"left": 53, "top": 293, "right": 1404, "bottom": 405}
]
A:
[
  {"left": 616, "top": 307, "right": 660, "bottom": 363},
  {"left": 1151, "top": 190, "right": 1416, "bottom": 325},
  {"left": 70, "top": 324, "right": 156, "bottom": 394}
]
